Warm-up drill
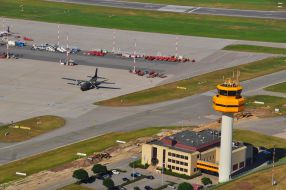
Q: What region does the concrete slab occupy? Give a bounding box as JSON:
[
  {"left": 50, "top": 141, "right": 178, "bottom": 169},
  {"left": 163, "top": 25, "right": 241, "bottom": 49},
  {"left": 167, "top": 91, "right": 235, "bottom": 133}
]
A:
[{"left": 0, "top": 58, "right": 166, "bottom": 123}]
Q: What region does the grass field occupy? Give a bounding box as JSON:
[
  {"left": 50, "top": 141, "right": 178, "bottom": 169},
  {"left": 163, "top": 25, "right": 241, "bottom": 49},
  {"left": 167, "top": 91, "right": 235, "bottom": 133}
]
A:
[
  {"left": 127, "top": 0, "right": 286, "bottom": 11},
  {"left": 265, "top": 82, "right": 286, "bottom": 93},
  {"left": 0, "top": 0, "right": 286, "bottom": 42},
  {"left": 0, "top": 127, "right": 183, "bottom": 184},
  {"left": 97, "top": 57, "right": 286, "bottom": 106},
  {"left": 246, "top": 95, "right": 286, "bottom": 115},
  {"left": 234, "top": 129, "right": 286, "bottom": 149},
  {"left": 223, "top": 44, "right": 286, "bottom": 55},
  {"left": 215, "top": 163, "right": 286, "bottom": 190},
  {"left": 0, "top": 115, "right": 65, "bottom": 142},
  {"left": 58, "top": 184, "right": 94, "bottom": 190}
]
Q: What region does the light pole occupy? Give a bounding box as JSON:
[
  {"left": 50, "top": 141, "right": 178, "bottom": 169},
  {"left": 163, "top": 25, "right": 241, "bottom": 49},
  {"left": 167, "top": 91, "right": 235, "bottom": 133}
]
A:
[
  {"left": 131, "top": 156, "right": 137, "bottom": 180},
  {"left": 162, "top": 162, "right": 165, "bottom": 185},
  {"left": 272, "top": 145, "right": 276, "bottom": 186}
]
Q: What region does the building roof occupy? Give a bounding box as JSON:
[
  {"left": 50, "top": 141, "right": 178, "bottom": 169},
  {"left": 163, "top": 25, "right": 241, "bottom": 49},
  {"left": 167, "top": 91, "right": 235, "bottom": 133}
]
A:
[
  {"left": 150, "top": 129, "right": 245, "bottom": 153},
  {"left": 151, "top": 129, "right": 221, "bottom": 153}
]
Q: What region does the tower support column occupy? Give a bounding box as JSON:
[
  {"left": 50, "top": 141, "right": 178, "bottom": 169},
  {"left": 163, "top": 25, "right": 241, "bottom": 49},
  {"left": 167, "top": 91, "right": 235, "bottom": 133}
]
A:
[{"left": 219, "top": 112, "right": 233, "bottom": 183}]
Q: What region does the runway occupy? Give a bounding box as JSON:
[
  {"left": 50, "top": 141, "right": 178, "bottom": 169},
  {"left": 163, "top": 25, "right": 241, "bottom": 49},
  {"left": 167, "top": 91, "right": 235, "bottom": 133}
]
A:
[{"left": 48, "top": 0, "right": 286, "bottom": 19}]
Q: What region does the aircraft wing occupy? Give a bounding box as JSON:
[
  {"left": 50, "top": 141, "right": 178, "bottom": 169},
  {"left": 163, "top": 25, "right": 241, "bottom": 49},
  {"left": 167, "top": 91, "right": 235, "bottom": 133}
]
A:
[
  {"left": 62, "top": 77, "right": 87, "bottom": 83},
  {"left": 87, "top": 76, "right": 106, "bottom": 79},
  {"left": 97, "top": 86, "right": 121, "bottom": 90}
]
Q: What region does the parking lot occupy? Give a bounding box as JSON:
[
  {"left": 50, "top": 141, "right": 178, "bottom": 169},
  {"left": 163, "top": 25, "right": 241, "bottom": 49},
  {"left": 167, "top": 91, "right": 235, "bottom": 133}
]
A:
[{"left": 83, "top": 156, "right": 218, "bottom": 190}]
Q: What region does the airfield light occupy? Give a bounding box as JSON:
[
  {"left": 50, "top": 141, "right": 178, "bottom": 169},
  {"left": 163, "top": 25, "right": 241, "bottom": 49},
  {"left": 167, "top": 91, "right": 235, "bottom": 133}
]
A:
[{"left": 213, "top": 70, "right": 245, "bottom": 183}]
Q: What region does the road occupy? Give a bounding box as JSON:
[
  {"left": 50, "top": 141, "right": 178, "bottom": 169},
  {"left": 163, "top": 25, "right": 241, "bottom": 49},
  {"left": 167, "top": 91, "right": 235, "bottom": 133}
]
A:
[
  {"left": 48, "top": 0, "right": 286, "bottom": 19},
  {"left": 0, "top": 70, "right": 285, "bottom": 164}
]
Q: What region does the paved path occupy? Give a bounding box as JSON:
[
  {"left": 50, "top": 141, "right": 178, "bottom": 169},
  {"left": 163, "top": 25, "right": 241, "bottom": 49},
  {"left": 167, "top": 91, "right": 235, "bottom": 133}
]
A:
[
  {"left": 0, "top": 70, "right": 285, "bottom": 165},
  {"left": 47, "top": 0, "right": 286, "bottom": 19}
]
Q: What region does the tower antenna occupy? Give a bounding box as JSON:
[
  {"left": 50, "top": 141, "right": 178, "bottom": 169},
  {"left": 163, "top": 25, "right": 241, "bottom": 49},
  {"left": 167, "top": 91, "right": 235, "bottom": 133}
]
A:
[{"left": 236, "top": 69, "right": 240, "bottom": 85}]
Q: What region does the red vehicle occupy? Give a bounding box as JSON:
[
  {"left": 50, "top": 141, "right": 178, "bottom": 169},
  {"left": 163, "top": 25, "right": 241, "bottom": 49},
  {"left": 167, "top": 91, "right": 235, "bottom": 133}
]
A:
[
  {"left": 86, "top": 50, "right": 106, "bottom": 56},
  {"left": 23, "top": 37, "right": 33, "bottom": 41}
]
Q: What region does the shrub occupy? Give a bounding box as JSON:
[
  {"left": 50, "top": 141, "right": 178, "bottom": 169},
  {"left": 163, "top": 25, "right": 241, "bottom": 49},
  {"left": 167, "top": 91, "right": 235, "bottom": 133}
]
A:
[
  {"left": 92, "top": 164, "right": 108, "bottom": 174},
  {"left": 103, "top": 178, "right": 114, "bottom": 188},
  {"left": 72, "top": 169, "right": 89, "bottom": 183},
  {"left": 201, "top": 177, "right": 212, "bottom": 185},
  {"left": 129, "top": 159, "right": 149, "bottom": 169},
  {"left": 178, "top": 182, "right": 194, "bottom": 190}
]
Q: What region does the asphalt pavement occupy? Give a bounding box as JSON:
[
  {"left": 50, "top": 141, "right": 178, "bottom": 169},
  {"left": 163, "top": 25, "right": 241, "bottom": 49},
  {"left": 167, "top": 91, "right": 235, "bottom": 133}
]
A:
[
  {"left": 48, "top": 0, "right": 286, "bottom": 19},
  {"left": 0, "top": 70, "right": 285, "bottom": 165}
]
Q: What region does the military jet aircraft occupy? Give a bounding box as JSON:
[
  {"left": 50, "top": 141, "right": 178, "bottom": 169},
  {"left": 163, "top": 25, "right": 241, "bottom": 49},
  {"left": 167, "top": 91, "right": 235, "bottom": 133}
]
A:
[{"left": 62, "top": 68, "right": 120, "bottom": 91}]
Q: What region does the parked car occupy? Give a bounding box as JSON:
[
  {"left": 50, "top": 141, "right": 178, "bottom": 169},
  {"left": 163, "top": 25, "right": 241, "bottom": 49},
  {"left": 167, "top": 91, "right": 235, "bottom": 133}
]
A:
[
  {"left": 146, "top": 175, "right": 154, "bottom": 180},
  {"left": 167, "top": 184, "right": 176, "bottom": 189},
  {"left": 97, "top": 173, "right": 111, "bottom": 180},
  {"left": 122, "top": 177, "right": 129, "bottom": 182},
  {"left": 131, "top": 172, "right": 141, "bottom": 178},
  {"left": 46, "top": 45, "right": 55, "bottom": 52},
  {"left": 144, "top": 186, "right": 153, "bottom": 190},
  {"left": 56, "top": 46, "right": 66, "bottom": 53},
  {"left": 70, "top": 47, "right": 80, "bottom": 54},
  {"left": 112, "top": 170, "right": 120, "bottom": 175}
]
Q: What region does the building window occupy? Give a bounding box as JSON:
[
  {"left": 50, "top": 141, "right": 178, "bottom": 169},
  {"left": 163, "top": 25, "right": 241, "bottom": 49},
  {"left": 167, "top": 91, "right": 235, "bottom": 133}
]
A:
[
  {"left": 184, "top": 169, "right": 188, "bottom": 172},
  {"left": 167, "top": 165, "right": 171, "bottom": 169},
  {"left": 185, "top": 156, "right": 188, "bottom": 160},
  {"left": 172, "top": 166, "right": 175, "bottom": 169},
  {"left": 176, "top": 167, "right": 179, "bottom": 170},
  {"left": 168, "top": 159, "right": 171, "bottom": 162},
  {"left": 176, "top": 154, "right": 180, "bottom": 158},
  {"left": 172, "top": 160, "right": 175, "bottom": 163},
  {"left": 152, "top": 147, "right": 157, "bottom": 160},
  {"left": 168, "top": 152, "right": 171, "bottom": 156},
  {"left": 194, "top": 168, "right": 197, "bottom": 172},
  {"left": 239, "top": 162, "right": 245, "bottom": 168},
  {"left": 233, "top": 164, "right": 238, "bottom": 171},
  {"left": 180, "top": 168, "right": 183, "bottom": 171},
  {"left": 180, "top": 161, "right": 183, "bottom": 165},
  {"left": 172, "top": 153, "right": 175, "bottom": 157},
  {"left": 197, "top": 155, "right": 199, "bottom": 159},
  {"left": 176, "top": 160, "right": 179, "bottom": 164},
  {"left": 180, "top": 155, "right": 184, "bottom": 159},
  {"left": 184, "top": 163, "right": 188, "bottom": 166}
]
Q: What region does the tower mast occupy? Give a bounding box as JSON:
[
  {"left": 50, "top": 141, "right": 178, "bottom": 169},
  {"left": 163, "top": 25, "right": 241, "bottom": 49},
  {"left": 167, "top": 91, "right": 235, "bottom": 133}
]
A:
[{"left": 213, "top": 76, "right": 245, "bottom": 182}]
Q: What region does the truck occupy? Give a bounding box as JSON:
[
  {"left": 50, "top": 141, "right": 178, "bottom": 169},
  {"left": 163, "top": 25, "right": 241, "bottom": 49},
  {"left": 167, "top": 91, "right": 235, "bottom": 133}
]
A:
[{"left": 15, "top": 41, "right": 25, "bottom": 47}]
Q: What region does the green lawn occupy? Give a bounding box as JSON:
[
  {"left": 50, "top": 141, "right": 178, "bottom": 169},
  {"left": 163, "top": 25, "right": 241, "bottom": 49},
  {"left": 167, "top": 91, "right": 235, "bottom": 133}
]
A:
[
  {"left": 0, "top": 115, "right": 65, "bottom": 142},
  {"left": 246, "top": 95, "right": 286, "bottom": 114},
  {"left": 265, "top": 82, "right": 286, "bottom": 93},
  {"left": 57, "top": 184, "right": 94, "bottom": 190},
  {"left": 223, "top": 44, "right": 286, "bottom": 55},
  {"left": 97, "top": 57, "right": 286, "bottom": 106},
  {"left": 127, "top": 0, "right": 286, "bottom": 11},
  {"left": 233, "top": 129, "right": 286, "bottom": 149},
  {"left": 0, "top": 127, "right": 184, "bottom": 184},
  {"left": 215, "top": 163, "right": 286, "bottom": 190},
  {"left": 0, "top": 0, "right": 286, "bottom": 42}
]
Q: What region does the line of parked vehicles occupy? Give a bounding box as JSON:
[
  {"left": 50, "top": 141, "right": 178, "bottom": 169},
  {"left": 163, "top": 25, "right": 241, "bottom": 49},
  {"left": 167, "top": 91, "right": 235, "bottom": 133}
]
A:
[
  {"left": 129, "top": 69, "right": 167, "bottom": 78},
  {"left": 31, "top": 43, "right": 81, "bottom": 54}
]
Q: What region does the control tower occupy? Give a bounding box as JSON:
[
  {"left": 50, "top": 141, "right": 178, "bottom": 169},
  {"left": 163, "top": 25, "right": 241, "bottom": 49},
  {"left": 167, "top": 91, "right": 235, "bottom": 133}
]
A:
[{"left": 213, "top": 76, "right": 245, "bottom": 183}]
